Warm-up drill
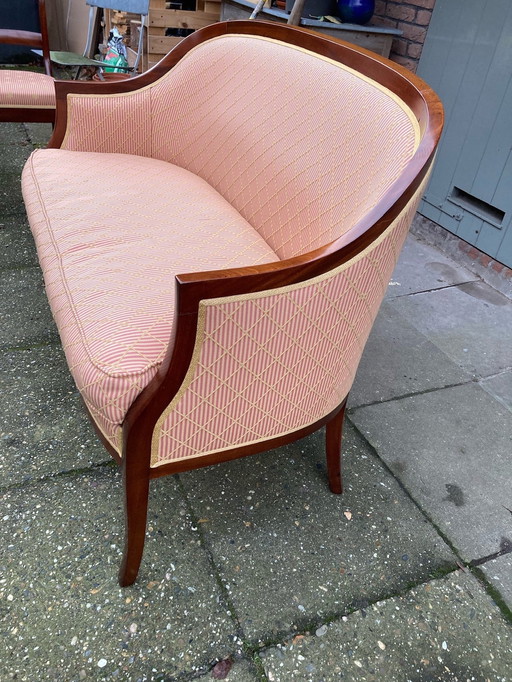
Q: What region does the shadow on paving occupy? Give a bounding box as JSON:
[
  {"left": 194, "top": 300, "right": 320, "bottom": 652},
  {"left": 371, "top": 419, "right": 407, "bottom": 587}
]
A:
[{"left": 178, "top": 424, "right": 457, "bottom": 642}]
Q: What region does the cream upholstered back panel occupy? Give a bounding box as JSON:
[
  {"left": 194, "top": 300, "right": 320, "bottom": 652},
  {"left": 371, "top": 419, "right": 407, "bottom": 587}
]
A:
[
  {"left": 151, "top": 173, "right": 430, "bottom": 467},
  {"left": 149, "top": 36, "right": 419, "bottom": 257},
  {"left": 61, "top": 35, "right": 419, "bottom": 258}
]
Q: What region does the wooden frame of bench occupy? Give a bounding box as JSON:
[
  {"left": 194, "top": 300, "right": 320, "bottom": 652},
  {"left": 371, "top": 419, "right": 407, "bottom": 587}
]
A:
[{"left": 45, "top": 20, "right": 443, "bottom": 586}]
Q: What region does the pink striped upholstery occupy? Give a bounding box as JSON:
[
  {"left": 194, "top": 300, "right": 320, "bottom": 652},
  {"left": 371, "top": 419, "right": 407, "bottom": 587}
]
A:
[
  {"left": 19, "top": 23, "right": 442, "bottom": 587},
  {"left": 151, "top": 176, "right": 429, "bottom": 466},
  {"left": 22, "top": 34, "right": 422, "bottom": 459},
  {"left": 61, "top": 35, "right": 419, "bottom": 258},
  {"left": 0, "top": 70, "right": 55, "bottom": 109},
  {"left": 22, "top": 149, "right": 278, "bottom": 450}
]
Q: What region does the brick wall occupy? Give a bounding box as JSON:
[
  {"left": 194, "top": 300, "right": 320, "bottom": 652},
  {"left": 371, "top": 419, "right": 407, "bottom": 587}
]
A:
[{"left": 374, "top": 0, "right": 436, "bottom": 72}]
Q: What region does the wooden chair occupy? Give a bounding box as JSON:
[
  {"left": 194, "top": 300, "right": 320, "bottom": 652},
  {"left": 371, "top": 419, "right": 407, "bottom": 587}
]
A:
[
  {"left": 21, "top": 21, "right": 444, "bottom": 585},
  {"left": 0, "top": 0, "right": 55, "bottom": 123}
]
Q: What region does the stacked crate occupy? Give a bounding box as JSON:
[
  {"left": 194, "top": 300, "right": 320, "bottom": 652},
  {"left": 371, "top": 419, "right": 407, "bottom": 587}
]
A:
[
  {"left": 147, "top": 0, "right": 221, "bottom": 69},
  {"left": 101, "top": 9, "right": 145, "bottom": 72}
]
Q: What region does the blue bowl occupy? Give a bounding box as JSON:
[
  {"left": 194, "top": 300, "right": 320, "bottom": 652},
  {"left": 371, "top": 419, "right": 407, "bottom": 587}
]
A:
[{"left": 337, "top": 0, "right": 375, "bottom": 24}]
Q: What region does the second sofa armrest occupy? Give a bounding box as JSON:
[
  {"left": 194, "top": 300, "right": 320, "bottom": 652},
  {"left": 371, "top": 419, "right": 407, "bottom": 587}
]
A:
[
  {"left": 47, "top": 22, "right": 230, "bottom": 153},
  {"left": 49, "top": 78, "right": 153, "bottom": 155}
]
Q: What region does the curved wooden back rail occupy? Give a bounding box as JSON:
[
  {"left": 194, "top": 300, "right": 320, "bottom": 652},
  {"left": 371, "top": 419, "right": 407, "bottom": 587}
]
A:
[{"left": 27, "top": 21, "right": 443, "bottom": 585}]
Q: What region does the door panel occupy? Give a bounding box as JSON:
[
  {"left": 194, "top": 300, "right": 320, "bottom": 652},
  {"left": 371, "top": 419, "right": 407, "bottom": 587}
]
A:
[{"left": 417, "top": 0, "right": 512, "bottom": 267}]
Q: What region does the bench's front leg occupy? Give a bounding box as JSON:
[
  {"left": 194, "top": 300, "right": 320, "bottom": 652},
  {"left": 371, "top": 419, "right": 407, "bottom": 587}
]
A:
[{"left": 119, "top": 455, "right": 150, "bottom": 587}]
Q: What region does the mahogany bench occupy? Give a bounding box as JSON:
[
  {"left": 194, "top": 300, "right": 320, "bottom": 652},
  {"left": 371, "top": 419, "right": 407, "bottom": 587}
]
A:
[{"left": 21, "top": 20, "right": 443, "bottom": 585}]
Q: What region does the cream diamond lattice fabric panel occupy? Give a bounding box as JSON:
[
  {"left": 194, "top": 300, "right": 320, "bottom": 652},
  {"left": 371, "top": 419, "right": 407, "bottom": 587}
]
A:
[
  {"left": 62, "top": 87, "right": 151, "bottom": 156},
  {"left": 152, "top": 178, "right": 428, "bottom": 467},
  {"left": 148, "top": 35, "right": 420, "bottom": 258}
]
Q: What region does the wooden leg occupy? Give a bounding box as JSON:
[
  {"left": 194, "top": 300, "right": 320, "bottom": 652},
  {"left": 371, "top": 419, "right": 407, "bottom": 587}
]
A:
[
  {"left": 325, "top": 400, "right": 347, "bottom": 494},
  {"left": 118, "top": 457, "right": 150, "bottom": 587}
]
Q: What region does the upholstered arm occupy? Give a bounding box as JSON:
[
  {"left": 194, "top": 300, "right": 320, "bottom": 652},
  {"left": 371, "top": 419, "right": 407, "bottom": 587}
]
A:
[
  {"left": 48, "top": 29, "right": 208, "bottom": 153},
  {"left": 50, "top": 80, "right": 153, "bottom": 155},
  {"left": 148, "top": 171, "right": 431, "bottom": 468},
  {"left": 49, "top": 44, "right": 184, "bottom": 153}
]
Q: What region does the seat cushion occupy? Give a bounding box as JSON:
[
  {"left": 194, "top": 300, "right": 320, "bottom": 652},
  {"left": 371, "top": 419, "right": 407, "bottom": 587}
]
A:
[
  {"left": 0, "top": 70, "right": 55, "bottom": 109},
  {"left": 22, "top": 149, "right": 279, "bottom": 450}
]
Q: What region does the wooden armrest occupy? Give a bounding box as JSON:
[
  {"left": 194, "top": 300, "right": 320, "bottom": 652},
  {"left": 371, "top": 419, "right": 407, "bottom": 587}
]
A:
[{"left": 0, "top": 29, "right": 43, "bottom": 48}]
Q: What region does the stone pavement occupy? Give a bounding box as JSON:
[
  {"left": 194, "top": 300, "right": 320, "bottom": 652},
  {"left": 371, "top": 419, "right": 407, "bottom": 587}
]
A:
[{"left": 1, "top": 122, "right": 511, "bottom": 681}]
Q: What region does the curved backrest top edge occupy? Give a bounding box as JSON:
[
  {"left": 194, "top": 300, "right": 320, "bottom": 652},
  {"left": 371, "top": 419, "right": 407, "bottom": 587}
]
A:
[{"left": 162, "top": 24, "right": 443, "bottom": 299}]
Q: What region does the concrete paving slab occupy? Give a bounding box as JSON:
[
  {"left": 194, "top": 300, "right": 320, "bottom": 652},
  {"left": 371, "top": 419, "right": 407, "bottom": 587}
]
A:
[
  {"left": 0, "top": 121, "right": 30, "bottom": 140},
  {"left": 0, "top": 266, "right": 58, "bottom": 349},
  {"left": 0, "top": 123, "right": 45, "bottom": 218},
  {"left": 0, "top": 171, "right": 26, "bottom": 217},
  {"left": 23, "top": 121, "right": 53, "bottom": 147},
  {"left": 411, "top": 213, "right": 512, "bottom": 301},
  {"left": 0, "top": 217, "right": 38, "bottom": 268},
  {"left": 386, "top": 234, "right": 477, "bottom": 299},
  {"left": 180, "top": 423, "right": 456, "bottom": 642},
  {"left": 260, "top": 572, "right": 512, "bottom": 681},
  {"left": 389, "top": 281, "right": 512, "bottom": 377},
  {"left": 0, "top": 470, "right": 237, "bottom": 681},
  {"left": 349, "top": 302, "right": 471, "bottom": 408},
  {"left": 0, "top": 346, "right": 109, "bottom": 485},
  {"left": 479, "top": 554, "right": 512, "bottom": 612},
  {"left": 0, "top": 128, "right": 34, "bottom": 174},
  {"left": 480, "top": 370, "right": 512, "bottom": 414},
  {"left": 350, "top": 383, "right": 512, "bottom": 563}
]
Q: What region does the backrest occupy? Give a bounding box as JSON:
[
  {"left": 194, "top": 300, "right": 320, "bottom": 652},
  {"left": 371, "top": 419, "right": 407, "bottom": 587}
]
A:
[
  {"left": 59, "top": 31, "right": 421, "bottom": 259},
  {"left": 0, "top": 0, "right": 51, "bottom": 76},
  {"left": 147, "top": 34, "right": 420, "bottom": 259}
]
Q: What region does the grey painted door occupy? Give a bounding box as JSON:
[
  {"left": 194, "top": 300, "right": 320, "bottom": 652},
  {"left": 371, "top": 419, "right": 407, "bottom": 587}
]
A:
[{"left": 417, "top": 0, "right": 512, "bottom": 268}]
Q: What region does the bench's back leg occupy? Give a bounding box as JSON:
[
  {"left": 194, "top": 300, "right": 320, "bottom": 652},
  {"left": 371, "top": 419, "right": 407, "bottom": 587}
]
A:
[{"left": 325, "top": 399, "right": 347, "bottom": 495}]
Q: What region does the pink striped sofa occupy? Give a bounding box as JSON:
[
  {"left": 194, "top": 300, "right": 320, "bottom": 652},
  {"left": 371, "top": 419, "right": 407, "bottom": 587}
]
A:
[{"left": 21, "top": 20, "right": 443, "bottom": 585}]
